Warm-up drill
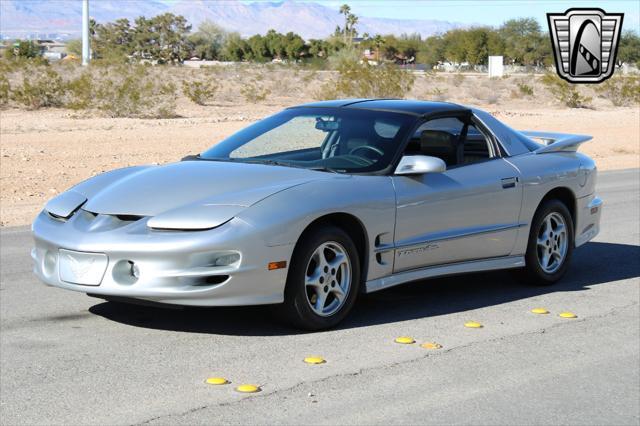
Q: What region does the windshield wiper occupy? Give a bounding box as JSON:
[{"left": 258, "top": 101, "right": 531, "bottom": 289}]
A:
[{"left": 310, "top": 166, "right": 341, "bottom": 174}]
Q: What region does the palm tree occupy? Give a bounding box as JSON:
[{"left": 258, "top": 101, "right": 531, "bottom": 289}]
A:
[
  {"left": 373, "top": 34, "right": 385, "bottom": 63},
  {"left": 347, "top": 14, "right": 358, "bottom": 42},
  {"left": 339, "top": 4, "right": 351, "bottom": 44}
]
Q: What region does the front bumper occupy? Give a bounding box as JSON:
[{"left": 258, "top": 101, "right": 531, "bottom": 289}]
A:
[
  {"left": 31, "top": 210, "right": 293, "bottom": 306},
  {"left": 574, "top": 193, "right": 603, "bottom": 247}
]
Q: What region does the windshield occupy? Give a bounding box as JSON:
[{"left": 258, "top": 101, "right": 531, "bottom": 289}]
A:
[{"left": 200, "top": 107, "right": 415, "bottom": 173}]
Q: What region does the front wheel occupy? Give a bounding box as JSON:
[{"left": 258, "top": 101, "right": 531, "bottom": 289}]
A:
[
  {"left": 516, "top": 199, "right": 574, "bottom": 285},
  {"left": 281, "top": 225, "right": 361, "bottom": 330}
]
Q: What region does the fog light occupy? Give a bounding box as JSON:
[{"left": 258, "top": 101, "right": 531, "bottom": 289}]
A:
[
  {"left": 112, "top": 260, "right": 140, "bottom": 285},
  {"left": 213, "top": 253, "right": 240, "bottom": 267},
  {"left": 127, "top": 262, "right": 139, "bottom": 279}
]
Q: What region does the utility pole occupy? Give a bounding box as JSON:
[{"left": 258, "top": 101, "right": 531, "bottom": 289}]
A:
[{"left": 82, "top": 0, "right": 90, "bottom": 66}]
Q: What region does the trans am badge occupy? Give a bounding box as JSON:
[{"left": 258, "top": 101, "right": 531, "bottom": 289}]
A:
[{"left": 547, "top": 8, "right": 623, "bottom": 83}]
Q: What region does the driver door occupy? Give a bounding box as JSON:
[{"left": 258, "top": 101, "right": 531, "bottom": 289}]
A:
[{"left": 392, "top": 114, "right": 523, "bottom": 272}]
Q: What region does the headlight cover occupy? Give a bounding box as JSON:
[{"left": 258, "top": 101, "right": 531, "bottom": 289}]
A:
[
  {"left": 147, "top": 204, "right": 245, "bottom": 231},
  {"left": 45, "top": 191, "right": 87, "bottom": 219}
]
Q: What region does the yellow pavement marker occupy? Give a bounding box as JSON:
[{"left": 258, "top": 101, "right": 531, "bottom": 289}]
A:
[
  {"left": 420, "top": 342, "right": 443, "bottom": 350},
  {"left": 304, "top": 356, "right": 326, "bottom": 364},
  {"left": 205, "top": 377, "right": 229, "bottom": 385},
  {"left": 531, "top": 308, "right": 550, "bottom": 314},
  {"left": 559, "top": 312, "right": 577, "bottom": 318},
  {"left": 235, "top": 384, "right": 261, "bottom": 393},
  {"left": 394, "top": 336, "right": 416, "bottom": 344},
  {"left": 464, "top": 321, "right": 483, "bottom": 328}
]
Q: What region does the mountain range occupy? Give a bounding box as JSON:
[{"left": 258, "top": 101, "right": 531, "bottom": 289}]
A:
[{"left": 0, "top": 0, "right": 463, "bottom": 40}]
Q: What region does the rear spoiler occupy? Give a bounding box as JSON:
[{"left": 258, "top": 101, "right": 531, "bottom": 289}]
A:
[{"left": 521, "top": 131, "right": 592, "bottom": 154}]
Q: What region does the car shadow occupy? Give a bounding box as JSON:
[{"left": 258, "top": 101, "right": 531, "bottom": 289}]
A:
[{"left": 88, "top": 241, "right": 640, "bottom": 336}]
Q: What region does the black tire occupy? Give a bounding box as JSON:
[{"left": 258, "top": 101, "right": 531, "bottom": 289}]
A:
[
  {"left": 280, "top": 225, "right": 361, "bottom": 330},
  {"left": 514, "top": 199, "right": 574, "bottom": 285}
]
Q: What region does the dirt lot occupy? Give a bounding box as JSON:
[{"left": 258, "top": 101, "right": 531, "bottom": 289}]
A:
[{"left": 1, "top": 73, "right": 639, "bottom": 227}]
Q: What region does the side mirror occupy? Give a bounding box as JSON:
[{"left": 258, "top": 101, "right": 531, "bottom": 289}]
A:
[
  {"left": 181, "top": 154, "right": 200, "bottom": 161},
  {"left": 394, "top": 155, "right": 446, "bottom": 175}
]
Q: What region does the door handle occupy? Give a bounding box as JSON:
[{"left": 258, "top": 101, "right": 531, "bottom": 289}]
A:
[{"left": 501, "top": 177, "right": 518, "bottom": 189}]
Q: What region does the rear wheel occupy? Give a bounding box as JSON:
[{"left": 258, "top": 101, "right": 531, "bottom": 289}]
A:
[
  {"left": 281, "top": 225, "right": 360, "bottom": 330},
  {"left": 516, "top": 199, "right": 574, "bottom": 285}
]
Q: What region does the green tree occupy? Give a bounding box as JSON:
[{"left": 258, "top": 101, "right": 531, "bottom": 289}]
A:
[
  {"left": 93, "top": 18, "right": 133, "bottom": 61},
  {"left": 245, "top": 34, "right": 269, "bottom": 61},
  {"left": 65, "top": 39, "right": 82, "bottom": 56},
  {"left": 220, "top": 32, "right": 246, "bottom": 61},
  {"left": 188, "top": 20, "right": 228, "bottom": 60},
  {"left": 132, "top": 13, "right": 191, "bottom": 64},
  {"left": 618, "top": 31, "right": 640, "bottom": 66},
  {"left": 499, "top": 18, "right": 545, "bottom": 66},
  {"left": 13, "top": 40, "right": 41, "bottom": 58}
]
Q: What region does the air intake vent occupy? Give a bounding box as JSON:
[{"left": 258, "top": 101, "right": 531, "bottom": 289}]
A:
[{"left": 114, "top": 214, "right": 144, "bottom": 222}]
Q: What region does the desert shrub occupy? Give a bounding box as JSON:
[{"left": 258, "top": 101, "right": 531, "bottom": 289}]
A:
[
  {"left": 0, "top": 74, "right": 9, "bottom": 106},
  {"left": 451, "top": 73, "right": 465, "bottom": 87},
  {"left": 93, "top": 65, "right": 177, "bottom": 118},
  {"left": 65, "top": 72, "right": 93, "bottom": 110},
  {"left": 11, "top": 66, "right": 66, "bottom": 109},
  {"left": 240, "top": 79, "right": 270, "bottom": 103},
  {"left": 425, "top": 87, "right": 448, "bottom": 101},
  {"left": 541, "top": 73, "right": 591, "bottom": 108},
  {"left": 595, "top": 76, "right": 640, "bottom": 106},
  {"left": 318, "top": 60, "right": 415, "bottom": 99},
  {"left": 517, "top": 82, "right": 534, "bottom": 96},
  {"left": 326, "top": 47, "right": 361, "bottom": 70},
  {"left": 182, "top": 79, "right": 219, "bottom": 105}
]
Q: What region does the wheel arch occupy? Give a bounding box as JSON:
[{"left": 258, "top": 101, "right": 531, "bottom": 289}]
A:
[
  {"left": 537, "top": 186, "right": 577, "bottom": 228},
  {"left": 294, "top": 212, "right": 370, "bottom": 286}
]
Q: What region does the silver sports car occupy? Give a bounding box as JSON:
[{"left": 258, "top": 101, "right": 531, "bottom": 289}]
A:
[{"left": 32, "top": 99, "right": 602, "bottom": 330}]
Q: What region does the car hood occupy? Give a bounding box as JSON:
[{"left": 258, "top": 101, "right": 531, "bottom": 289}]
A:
[{"left": 81, "top": 161, "right": 323, "bottom": 217}]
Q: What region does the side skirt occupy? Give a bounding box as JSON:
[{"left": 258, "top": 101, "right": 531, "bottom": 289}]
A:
[{"left": 365, "top": 255, "right": 525, "bottom": 293}]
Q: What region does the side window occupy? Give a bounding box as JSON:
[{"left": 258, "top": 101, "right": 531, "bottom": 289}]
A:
[
  {"left": 462, "top": 122, "right": 494, "bottom": 165},
  {"left": 405, "top": 117, "right": 464, "bottom": 167},
  {"left": 404, "top": 116, "right": 496, "bottom": 168}
]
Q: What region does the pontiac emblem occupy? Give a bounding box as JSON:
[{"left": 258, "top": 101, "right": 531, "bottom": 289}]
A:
[
  {"left": 65, "top": 253, "right": 95, "bottom": 279},
  {"left": 547, "top": 8, "right": 623, "bottom": 83}
]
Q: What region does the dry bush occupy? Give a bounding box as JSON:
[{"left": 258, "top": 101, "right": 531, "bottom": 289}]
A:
[
  {"left": 10, "top": 65, "right": 66, "bottom": 109},
  {"left": 182, "top": 79, "right": 219, "bottom": 105},
  {"left": 240, "top": 79, "right": 271, "bottom": 103},
  {"left": 517, "top": 82, "right": 534, "bottom": 97},
  {"left": 92, "top": 65, "right": 177, "bottom": 118},
  {"left": 451, "top": 73, "right": 465, "bottom": 87},
  {"left": 65, "top": 71, "right": 93, "bottom": 110},
  {"left": 0, "top": 74, "right": 9, "bottom": 107},
  {"left": 318, "top": 60, "right": 415, "bottom": 99},
  {"left": 425, "top": 87, "right": 448, "bottom": 101},
  {"left": 541, "top": 73, "right": 591, "bottom": 108},
  {"left": 595, "top": 76, "right": 640, "bottom": 106}
]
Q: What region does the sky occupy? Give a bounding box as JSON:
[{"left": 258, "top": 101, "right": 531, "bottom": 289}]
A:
[{"left": 238, "top": 0, "right": 640, "bottom": 30}]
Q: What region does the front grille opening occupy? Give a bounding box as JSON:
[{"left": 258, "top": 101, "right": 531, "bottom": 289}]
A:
[{"left": 193, "top": 275, "right": 230, "bottom": 286}]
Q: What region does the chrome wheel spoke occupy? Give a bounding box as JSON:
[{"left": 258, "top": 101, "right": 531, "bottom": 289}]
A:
[
  {"left": 314, "top": 290, "right": 328, "bottom": 312},
  {"left": 537, "top": 234, "right": 548, "bottom": 248},
  {"left": 332, "top": 283, "right": 346, "bottom": 302}
]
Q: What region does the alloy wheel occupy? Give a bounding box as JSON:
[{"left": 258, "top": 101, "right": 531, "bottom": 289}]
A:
[
  {"left": 536, "top": 212, "right": 568, "bottom": 274},
  {"left": 304, "top": 241, "right": 352, "bottom": 317}
]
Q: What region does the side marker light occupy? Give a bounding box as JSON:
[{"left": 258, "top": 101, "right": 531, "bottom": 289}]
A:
[{"left": 268, "top": 261, "right": 287, "bottom": 271}]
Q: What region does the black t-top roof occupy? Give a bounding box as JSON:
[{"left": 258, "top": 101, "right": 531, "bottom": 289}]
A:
[{"left": 292, "top": 99, "right": 468, "bottom": 116}]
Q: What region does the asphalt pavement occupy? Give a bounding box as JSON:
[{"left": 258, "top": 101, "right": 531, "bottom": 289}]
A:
[{"left": 1, "top": 168, "right": 638, "bottom": 425}]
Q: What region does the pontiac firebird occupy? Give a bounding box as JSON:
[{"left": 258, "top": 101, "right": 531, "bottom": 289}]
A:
[{"left": 32, "top": 100, "right": 602, "bottom": 330}]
